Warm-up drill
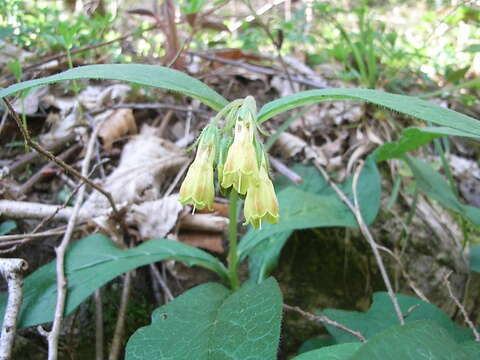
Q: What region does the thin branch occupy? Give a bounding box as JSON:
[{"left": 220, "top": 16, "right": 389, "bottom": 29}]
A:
[
  {"left": 2, "top": 133, "right": 76, "bottom": 177},
  {"left": 150, "top": 264, "right": 174, "bottom": 302},
  {"left": 352, "top": 161, "right": 405, "bottom": 325},
  {"left": 18, "top": 144, "right": 82, "bottom": 195},
  {"left": 376, "top": 245, "right": 429, "bottom": 303},
  {"left": 0, "top": 258, "right": 28, "bottom": 360},
  {"left": 108, "top": 272, "right": 132, "bottom": 360},
  {"left": 0, "top": 200, "right": 89, "bottom": 222},
  {"left": 0, "top": 227, "right": 67, "bottom": 243},
  {"left": 313, "top": 158, "right": 404, "bottom": 325},
  {"left": 443, "top": 271, "right": 480, "bottom": 342},
  {"left": 283, "top": 304, "right": 367, "bottom": 343},
  {"left": 3, "top": 98, "right": 120, "bottom": 219},
  {"left": 45, "top": 119, "right": 103, "bottom": 360},
  {"left": 269, "top": 156, "right": 303, "bottom": 185}
]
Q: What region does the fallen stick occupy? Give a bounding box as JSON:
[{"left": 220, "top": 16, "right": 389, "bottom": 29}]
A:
[{"left": 0, "top": 258, "right": 28, "bottom": 360}]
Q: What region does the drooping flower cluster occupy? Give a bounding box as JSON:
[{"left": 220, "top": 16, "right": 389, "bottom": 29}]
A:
[{"left": 179, "top": 96, "right": 279, "bottom": 229}]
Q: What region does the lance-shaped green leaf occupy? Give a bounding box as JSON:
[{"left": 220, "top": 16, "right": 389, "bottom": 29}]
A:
[
  {"left": 258, "top": 89, "right": 480, "bottom": 137},
  {"left": 373, "top": 126, "right": 480, "bottom": 162},
  {"left": 0, "top": 234, "right": 228, "bottom": 328},
  {"left": 0, "top": 64, "right": 229, "bottom": 111},
  {"left": 125, "top": 277, "right": 283, "bottom": 360}
]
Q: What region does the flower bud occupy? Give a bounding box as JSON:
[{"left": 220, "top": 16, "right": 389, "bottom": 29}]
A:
[{"left": 243, "top": 160, "right": 279, "bottom": 229}]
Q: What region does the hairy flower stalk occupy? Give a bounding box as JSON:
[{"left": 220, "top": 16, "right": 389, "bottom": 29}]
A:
[
  {"left": 244, "top": 158, "right": 279, "bottom": 229},
  {"left": 179, "top": 126, "right": 216, "bottom": 211}
]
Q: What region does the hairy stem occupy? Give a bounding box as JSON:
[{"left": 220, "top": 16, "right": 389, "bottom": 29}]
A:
[{"left": 228, "top": 190, "right": 239, "bottom": 290}]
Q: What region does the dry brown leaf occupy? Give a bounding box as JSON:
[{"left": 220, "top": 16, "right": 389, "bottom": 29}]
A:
[
  {"left": 273, "top": 132, "right": 307, "bottom": 159},
  {"left": 98, "top": 108, "right": 137, "bottom": 150},
  {"left": 197, "top": 202, "right": 229, "bottom": 218},
  {"left": 40, "top": 105, "right": 81, "bottom": 146},
  {"left": 128, "top": 195, "right": 183, "bottom": 239},
  {"left": 81, "top": 125, "right": 188, "bottom": 229},
  {"left": 79, "top": 84, "right": 131, "bottom": 110},
  {"left": 178, "top": 231, "right": 224, "bottom": 254}
]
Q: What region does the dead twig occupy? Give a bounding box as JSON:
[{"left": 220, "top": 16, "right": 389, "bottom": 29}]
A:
[
  {"left": 3, "top": 98, "right": 120, "bottom": 219},
  {"left": 43, "top": 118, "right": 102, "bottom": 360},
  {"left": 0, "top": 200, "right": 88, "bottom": 222},
  {"left": 18, "top": 144, "right": 82, "bottom": 195},
  {"left": 283, "top": 304, "right": 367, "bottom": 343},
  {"left": 269, "top": 156, "right": 303, "bottom": 185},
  {"left": 376, "top": 245, "right": 430, "bottom": 303},
  {"left": 313, "top": 158, "right": 404, "bottom": 325},
  {"left": 351, "top": 161, "right": 405, "bottom": 325},
  {"left": 443, "top": 271, "right": 480, "bottom": 342},
  {"left": 0, "top": 258, "right": 28, "bottom": 360},
  {"left": 2, "top": 133, "right": 76, "bottom": 177},
  {"left": 108, "top": 272, "right": 132, "bottom": 360},
  {"left": 150, "top": 264, "right": 174, "bottom": 302}
]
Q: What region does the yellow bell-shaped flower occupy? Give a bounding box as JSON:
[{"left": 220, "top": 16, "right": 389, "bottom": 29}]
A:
[
  {"left": 179, "top": 140, "right": 215, "bottom": 211},
  {"left": 243, "top": 161, "right": 279, "bottom": 229},
  {"left": 221, "top": 117, "right": 259, "bottom": 195}
]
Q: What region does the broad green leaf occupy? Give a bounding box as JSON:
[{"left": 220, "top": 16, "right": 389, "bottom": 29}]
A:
[
  {"left": 0, "top": 220, "right": 16, "bottom": 235},
  {"left": 469, "top": 243, "right": 480, "bottom": 273},
  {"left": 322, "top": 292, "right": 474, "bottom": 344},
  {"left": 247, "top": 164, "right": 331, "bottom": 283},
  {"left": 373, "top": 126, "right": 480, "bottom": 162},
  {"left": 292, "top": 343, "right": 362, "bottom": 360},
  {"left": 350, "top": 320, "right": 479, "bottom": 360},
  {"left": 258, "top": 89, "right": 480, "bottom": 137},
  {"left": 0, "top": 64, "right": 229, "bottom": 111},
  {"left": 125, "top": 277, "right": 283, "bottom": 360},
  {"left": 405, "top": 156, "right": 480, "bottom": 226},
  {"left": 0, "top": 234, "right": 228, "bottom": 328},
  {"left": 240, "top": 159, "right": 381, "bottom": 281},
  {"left": 298, "top": 337, "right": 337, "bottom": 355}
]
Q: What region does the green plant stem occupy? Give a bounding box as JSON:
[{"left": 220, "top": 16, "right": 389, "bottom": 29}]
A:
[
  {"left": 228, "top": 190, "right": 240, "bottom": 290},
  {"left": 66, "top": 47, "right": 80, "bottom": 94}
]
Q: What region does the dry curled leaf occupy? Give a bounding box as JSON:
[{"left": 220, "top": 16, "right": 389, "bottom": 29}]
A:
[
  {"left": 81, "top": 125, "right": 188, "bottom": 229},
  {"left": 273, "top": 132, "right": 308, "bottom": 159},
  {"left": 79, "top": 84, "right": 131, "bottom": 110},
  {"left": 98, "top": 108, "right": 137, "bottom": 150},
  {"left": 128, "top": 195, "right": 183, "bottom": 239}
]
